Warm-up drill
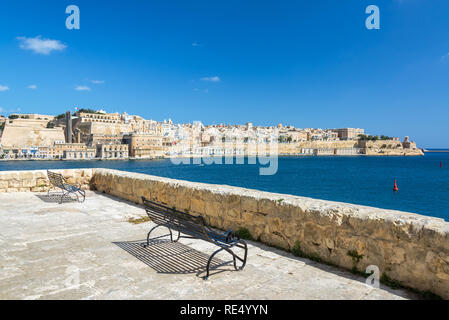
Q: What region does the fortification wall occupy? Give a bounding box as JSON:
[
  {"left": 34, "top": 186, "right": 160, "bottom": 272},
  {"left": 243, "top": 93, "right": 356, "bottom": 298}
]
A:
[
  {"left": 360, "top": 140, "right": 424, "bottom": 156},
  {"left": 0, "top": 121, "right": 65, "bottom": 148}
]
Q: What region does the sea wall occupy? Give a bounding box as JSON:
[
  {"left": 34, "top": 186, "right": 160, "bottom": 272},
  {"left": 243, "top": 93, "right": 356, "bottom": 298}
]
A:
[
  {"left": 0, "top": 168, "right": 447, "bottom": 298},
  {"left": 0, "top": 169, "right": 93, "bottom": 192}
]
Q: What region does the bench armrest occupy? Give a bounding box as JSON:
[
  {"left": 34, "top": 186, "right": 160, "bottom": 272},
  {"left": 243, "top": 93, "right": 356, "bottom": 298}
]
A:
[{"left": 225, "top": 230, "right": 240, "bottom": 243}]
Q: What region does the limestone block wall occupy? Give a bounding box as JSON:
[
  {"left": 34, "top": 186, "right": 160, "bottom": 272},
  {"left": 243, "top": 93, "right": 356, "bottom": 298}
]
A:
[
  {"left": 0, "top": 120, "right": 65, "bottom": 148},
  {"left": 0, "top": 169, "right": 93, "bottom": 193},
  {"left": 91, "top": 169, "right": 449, "bottom": 298}
]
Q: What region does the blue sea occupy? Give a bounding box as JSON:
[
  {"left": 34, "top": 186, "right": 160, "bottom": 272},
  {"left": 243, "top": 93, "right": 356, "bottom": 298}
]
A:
[{"left": 1, "top": 152, "right": 448, "bottom": 221}]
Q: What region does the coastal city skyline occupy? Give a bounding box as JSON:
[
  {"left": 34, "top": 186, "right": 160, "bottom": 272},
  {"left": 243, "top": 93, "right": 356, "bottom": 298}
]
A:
[
  {"left": 0, "top": 108, "right": 422, "bottom": 165},
  {"left": 1, "top": 1, "right": 449, "bottom": 148}
]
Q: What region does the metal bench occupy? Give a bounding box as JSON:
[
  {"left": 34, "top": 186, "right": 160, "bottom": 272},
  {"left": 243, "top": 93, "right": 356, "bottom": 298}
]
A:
[
  {"left": 141, "top": 197, "right": 248, "bottom": 279},
  {"left": 47, "top": 170, "right": 86, "bottom": 204}
]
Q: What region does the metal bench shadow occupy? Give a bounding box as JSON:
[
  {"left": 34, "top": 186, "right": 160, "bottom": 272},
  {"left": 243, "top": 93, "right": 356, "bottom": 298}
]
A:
[
  {"left": 35, "top": 193, "right": 83, "bottom": 203},
  {"left": 140, "top": 197, "right": 248, "bottom": 279},
  {"left": 114, "top": 239, "right": 233, "bottom": 277}
]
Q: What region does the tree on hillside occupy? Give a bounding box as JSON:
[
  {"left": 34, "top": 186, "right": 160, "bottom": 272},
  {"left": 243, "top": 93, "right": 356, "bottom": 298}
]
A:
[{"left": 46, "top": 122, "right": 55, "bottom": 129}]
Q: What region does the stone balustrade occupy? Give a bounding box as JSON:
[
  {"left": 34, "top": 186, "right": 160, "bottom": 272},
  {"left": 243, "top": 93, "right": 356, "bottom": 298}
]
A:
[{"left": 0, "top": 168, "right": 448, "bottom": 298}]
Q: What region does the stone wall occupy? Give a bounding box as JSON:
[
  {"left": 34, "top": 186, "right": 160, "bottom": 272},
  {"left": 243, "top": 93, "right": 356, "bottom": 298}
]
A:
[
  {"left": 0, "top": 168, "right": 447, "bottom": 298},
  {"left": 0, "top": 169, "right": 93, "bottom": 192}
]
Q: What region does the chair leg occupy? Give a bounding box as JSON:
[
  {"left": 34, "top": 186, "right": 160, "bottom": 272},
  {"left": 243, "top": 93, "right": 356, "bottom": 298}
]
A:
[
  {"left": 78, "top": 190, "right": 85, "bottom": 203},
  {"left": 60, "top": 191, "right": 67, "bottom": 204}
]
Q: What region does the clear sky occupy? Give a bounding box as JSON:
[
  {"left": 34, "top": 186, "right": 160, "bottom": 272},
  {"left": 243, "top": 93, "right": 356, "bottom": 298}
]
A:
[{"left": 0, "top": 0, "right": 448, "bottom": 147}]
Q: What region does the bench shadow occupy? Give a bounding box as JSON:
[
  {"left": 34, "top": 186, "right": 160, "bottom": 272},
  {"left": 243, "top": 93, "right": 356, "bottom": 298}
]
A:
[
  {"left": 113, "top": 239, "right": 234, "bottom": 278},
  {"left": 34, "top": 193, "right": 80, "bottom": 203}
]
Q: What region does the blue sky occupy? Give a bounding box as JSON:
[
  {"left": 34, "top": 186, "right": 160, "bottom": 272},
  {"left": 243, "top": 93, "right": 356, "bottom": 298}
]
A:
[{"left": 0, "top": 0, "right": 448, "bottom": 147}]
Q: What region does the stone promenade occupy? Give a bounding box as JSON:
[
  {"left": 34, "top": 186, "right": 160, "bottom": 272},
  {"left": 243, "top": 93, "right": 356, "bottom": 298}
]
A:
[{"left": 0, "top": 192, "right": 418, "bottom": 299}]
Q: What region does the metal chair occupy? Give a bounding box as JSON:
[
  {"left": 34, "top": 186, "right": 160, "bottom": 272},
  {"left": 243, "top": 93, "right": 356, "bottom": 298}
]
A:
[{"left": 47, "top": 170, "right": 86, "bottom": 204}]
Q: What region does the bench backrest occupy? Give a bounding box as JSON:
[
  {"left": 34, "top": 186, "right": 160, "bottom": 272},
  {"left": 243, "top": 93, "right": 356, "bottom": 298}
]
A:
[
  {"left": 141, "top": 197, "right": 210, "bottom": 241},
  {"left": 47, "top": 170, "right": 65, "bottom": 189}
]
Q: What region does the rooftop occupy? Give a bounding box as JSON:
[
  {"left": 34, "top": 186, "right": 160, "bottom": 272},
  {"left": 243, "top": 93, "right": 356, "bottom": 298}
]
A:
[{"left": 0, "top": 191, "right": 419, "bottom": 300}]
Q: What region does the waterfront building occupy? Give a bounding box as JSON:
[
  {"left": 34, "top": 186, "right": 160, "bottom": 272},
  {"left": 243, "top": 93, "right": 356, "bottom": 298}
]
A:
[
  {"left": 301, "top": 148, "right": 315, "bottom": 155},
  {"left": 123, "top": 133, "right": 164, "bottom": 159},
  {"left": 334, "top": 128, "right": 365, "bottom": 141},
  {"left": 37, "top": 146, "right": 53, "bottom": 159},
  {"left": 314, "top": 148, "right": 335, "bottom": 156},
  {"left": 87, "top": 134, "right": 124, "bottom": 146},
  {"left": 96, "top": 143, "right": 129, "bottom": 159},
  {"left": 63, "top": 147, "right": 96, "bottom": 160},
  {"left": 335, "top": 148, "right": 363, "bottom": 155},
  {"left": 51, "top": 143, "right": 96, "bottom": 160}
]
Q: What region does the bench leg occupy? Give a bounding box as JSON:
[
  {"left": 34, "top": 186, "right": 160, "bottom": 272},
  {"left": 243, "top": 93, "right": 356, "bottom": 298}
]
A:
[
  {"left": 173, "top": 231, "right": 181, "bottom": 243},
  {"left": 204, "top": 241, "right": 248, "bottom": 280},
  {"left": 144, "top": 225, "right": 173, "bottom": 247},
  {"left": 204, "top": 248, "right": 225, "bottom": 280},
  {"left": 228, "top": 240, "right": 248, "bottom": 271}
]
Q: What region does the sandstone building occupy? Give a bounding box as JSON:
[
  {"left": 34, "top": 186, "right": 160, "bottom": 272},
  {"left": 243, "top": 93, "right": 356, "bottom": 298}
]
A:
[
  {"left": 96, "top": 143, "right": 129, "bottom": 159},
  {"left": 123, "top": 133, "right": 164, "bottom": 159}
]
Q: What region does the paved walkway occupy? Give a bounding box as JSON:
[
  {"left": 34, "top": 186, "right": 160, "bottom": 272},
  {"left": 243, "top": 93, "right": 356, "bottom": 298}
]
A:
[{"left": 0, "top": 192, "right": 419, "bottom": 300}]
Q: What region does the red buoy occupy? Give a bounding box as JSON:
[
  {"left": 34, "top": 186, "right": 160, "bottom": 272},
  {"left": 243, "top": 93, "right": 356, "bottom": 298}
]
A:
[
  {"left": 393, "top": 180, "right": 399, "bottom": 192},
  {"left": 441, "top": 161, "right": 443, "bottom": 168}
]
